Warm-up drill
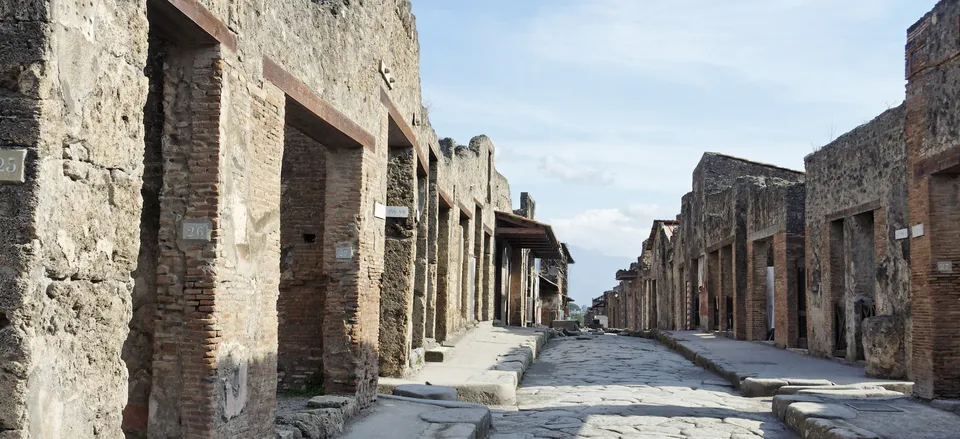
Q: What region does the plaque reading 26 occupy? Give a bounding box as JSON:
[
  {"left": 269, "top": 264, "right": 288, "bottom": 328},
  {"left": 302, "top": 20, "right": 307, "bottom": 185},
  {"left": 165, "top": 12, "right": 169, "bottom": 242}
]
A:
[{"left": 181, "top": 220, "right": 212, "bottom": 242}]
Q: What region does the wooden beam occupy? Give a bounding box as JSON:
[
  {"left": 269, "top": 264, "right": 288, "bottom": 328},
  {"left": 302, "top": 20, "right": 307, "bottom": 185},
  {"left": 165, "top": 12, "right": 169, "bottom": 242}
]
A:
[
  {"left": 496, "top": 227, "right": 546, "bottom": 236},
  {"left": 380, "top": 88, "right": 428, "bottom": 176},
  {"left": 150, "top": 0, "right": 238, "bottom": 51},
  {"left": 439, "top": 188, "right": 453, "bottom": 208},
  {"left": 263, "top": 57, "right": 376, "bottom": 151},
  {"left": 459, "top": 201, "right": 473, "bottom": 219}
]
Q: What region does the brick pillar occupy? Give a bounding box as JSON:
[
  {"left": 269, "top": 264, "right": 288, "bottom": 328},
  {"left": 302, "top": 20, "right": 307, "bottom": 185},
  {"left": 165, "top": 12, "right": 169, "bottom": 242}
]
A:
[
  {"left": 378, "top": 147, "right": 417, "bottom": 377},
  {"left": 460, "top": 215, "right": 474, "bottom": 325},
  {"left": 905, "top": 8, "right": 960, "bottom": 398},
  {"left": 150, "top": 45, "right": 229, "bottom": 438},
  {"left": 508, "top": 247, "right": 524, "bottom": 326},
  {"left": 435, "top": 205, "right": 452, "bottom": 341},
  {"left": 706, "top": 251, "right": 720, "bottom": 331},
  {"left": 425, "top": 159, "right": 439, "bottom": 339},
  {"left": 720, "top": 246, "right": 733, "bottom": 334},
  {"left": 411, "top": 169, "right": 429, "bottom": 351},
  {"left": 482, "top": 233, "right": 494, "bottom": 321},
  {"left": 746, "top": 240, "right": 770, "bottom": 340},
  {"left": 773, "top": 232, "right": 799, "bottom": 349}
]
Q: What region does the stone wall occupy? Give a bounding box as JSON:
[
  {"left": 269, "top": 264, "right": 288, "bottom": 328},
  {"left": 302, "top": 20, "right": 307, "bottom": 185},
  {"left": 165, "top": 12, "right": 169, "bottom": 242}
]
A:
[
  {"left": 0, "top": 0, "right": 148, "bottom": 436},
  {"left": 904, "top": 0, "right": 960, "bottom": 399},
  {"left": 804, "top": 105, "right": 908, "bottom": 374},
  {"left": 0, "top": 0, "right": 531, "bottom": 437}
]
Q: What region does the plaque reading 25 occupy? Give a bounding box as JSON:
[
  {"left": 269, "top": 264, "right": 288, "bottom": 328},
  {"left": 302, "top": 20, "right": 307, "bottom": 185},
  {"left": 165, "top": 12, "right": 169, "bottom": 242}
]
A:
[
  {"left": 181, "top": 220, "right": 212, "bottom": 242},
  {"left": 0, "top": 149, "right": 27, "bottom": 184}
]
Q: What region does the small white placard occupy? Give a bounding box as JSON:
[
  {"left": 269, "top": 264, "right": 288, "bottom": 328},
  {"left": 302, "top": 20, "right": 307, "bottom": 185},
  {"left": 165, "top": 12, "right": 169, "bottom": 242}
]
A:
[
  {"left": 0, "top": 149, "right": 27, "bottom": 183},
  {"left": 385, "top": 206, "right": 410, "bottom": 218},
  {"left": 895, "top": 229, "right": 909, "bottom": 240},
  {"left": 181, "top": 219, "right": 212, "bottom": 241},
  {"left": 912, "top": 224, "right": 925, "bottom": 238},
  {"left": 374, "top": 203, "right": 386, "bottom": 219},
  {"left": 937, "top": 261, "right": 953, "bottom": 273},
  {"left": 335, "top": 246, "right": 353, "bottom": 260}
]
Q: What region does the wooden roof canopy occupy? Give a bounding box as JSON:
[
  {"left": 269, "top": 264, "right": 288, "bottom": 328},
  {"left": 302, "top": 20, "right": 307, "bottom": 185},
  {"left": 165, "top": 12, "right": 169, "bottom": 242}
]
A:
[{"left": 495, "top": 211, "right": 565, "bottom": 260}]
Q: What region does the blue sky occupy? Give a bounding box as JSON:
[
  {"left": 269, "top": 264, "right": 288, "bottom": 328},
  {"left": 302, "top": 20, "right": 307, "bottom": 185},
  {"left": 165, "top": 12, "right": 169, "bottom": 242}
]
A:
[{"left": 410, "top": 0, "right": 936, "bottom": 305}]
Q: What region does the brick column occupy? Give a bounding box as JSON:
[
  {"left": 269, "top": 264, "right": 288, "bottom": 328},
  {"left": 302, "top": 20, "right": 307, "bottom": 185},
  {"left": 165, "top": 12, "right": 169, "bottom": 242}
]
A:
[
  {"left": 706, "top": 251, "right": 720, "bottom": 331},
  {"left": 411, "top": 169, "right": 429, "bottom": 351},
  {"left": 773, "top": 232, "right": 800, "bottom": 349},
  {"left": 150, "top": 45, "right": 229, "bottom": 438},
  {"left": 378, "top": 147, "right": 418, "bottom": 377},
  {"left": 508, "top": 247, "right": 524, "bottom": 326},
  {"left": 720, "top": 246, "right": 733, "bottom": 334},
  {"left": 746, "top": 240, "right": 769, "bottom": 340},
  {"left": 905, "top": 7, "right": 960, "bottom": 398},
  {"left": 425, "top": 159, "right": 439, "bottom": 339}
]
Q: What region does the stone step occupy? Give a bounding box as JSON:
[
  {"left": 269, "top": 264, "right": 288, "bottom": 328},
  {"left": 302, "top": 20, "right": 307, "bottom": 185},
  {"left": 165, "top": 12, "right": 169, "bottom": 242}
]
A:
[{"left": 425, "top": 346, "right": 453, "bottom": 362}]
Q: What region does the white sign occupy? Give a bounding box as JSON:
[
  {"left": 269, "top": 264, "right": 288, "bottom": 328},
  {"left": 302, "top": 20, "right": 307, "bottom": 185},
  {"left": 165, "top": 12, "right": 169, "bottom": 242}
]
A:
[
  {"left": 895, "top": 229, "right": 909, "bottom": 240},
  {"left": 374, "top": 203, "right": 387, "bottom": 219},
  {"left": 181, "top": 220, "right": 212, "bottom": 241},
  {"left": 385, "top": 206, "right": 410, "bottom": 218},
  {"left": 912, "top": 224, "right": 925, "bottom": 238},
  {"left": 937, "top": 261, "right": 953, "bottom": 273},
  {"left": 0, "top": 149, "right": 27, "bottom": 183},
  {"left": 335, "top": 247, "right": 354, "bottom": 260}
]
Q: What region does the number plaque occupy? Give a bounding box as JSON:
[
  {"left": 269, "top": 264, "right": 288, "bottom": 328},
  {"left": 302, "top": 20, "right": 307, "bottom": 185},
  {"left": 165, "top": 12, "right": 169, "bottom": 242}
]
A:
[
  {"left": 0, "top": 149, "right": 27, "bottom": 183},
  {"left": 181, "top": 219, "right": 212, "bottom": 242}
]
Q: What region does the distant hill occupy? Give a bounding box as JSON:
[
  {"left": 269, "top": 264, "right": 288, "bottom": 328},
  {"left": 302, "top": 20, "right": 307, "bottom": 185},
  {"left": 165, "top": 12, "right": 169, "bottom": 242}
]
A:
[{"left": 565, "top": 244, "right": 636, "bottom": 307}]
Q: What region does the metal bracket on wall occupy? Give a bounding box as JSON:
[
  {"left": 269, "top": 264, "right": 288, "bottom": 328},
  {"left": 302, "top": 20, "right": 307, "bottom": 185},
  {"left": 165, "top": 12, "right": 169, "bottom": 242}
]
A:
[{"left": 380, "top": 60, "right": 396, "bottom": 90}]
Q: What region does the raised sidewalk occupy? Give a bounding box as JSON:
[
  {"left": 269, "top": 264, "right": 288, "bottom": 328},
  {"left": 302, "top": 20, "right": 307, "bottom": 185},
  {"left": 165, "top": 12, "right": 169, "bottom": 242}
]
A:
[
  {"left": 653, "top": 331, "right": 911, "bottom": 396},
  {"left": 651, "top": 330, "right": 960, "bottom": 439},
  {"left": 378, "top": 323, "right": 554, "bottom": 405}
]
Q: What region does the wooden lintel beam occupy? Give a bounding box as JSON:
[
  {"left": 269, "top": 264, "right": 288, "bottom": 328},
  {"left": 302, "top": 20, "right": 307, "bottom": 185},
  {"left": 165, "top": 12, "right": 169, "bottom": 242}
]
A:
[{"left": 263, "top": 57, "right": 376, "bottom": 151}]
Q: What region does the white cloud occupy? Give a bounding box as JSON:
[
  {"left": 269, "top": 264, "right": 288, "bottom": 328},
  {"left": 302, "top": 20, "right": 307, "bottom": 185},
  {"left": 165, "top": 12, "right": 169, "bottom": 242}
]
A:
[
  {"left": 520, "top": 0, "right": 909, "bottom": 107},
  {"left": 539, "top": 155, "right": 615, "bottom": 185},
  {"left": 548, "top": 204, "right": 671, "bottom": 258}
]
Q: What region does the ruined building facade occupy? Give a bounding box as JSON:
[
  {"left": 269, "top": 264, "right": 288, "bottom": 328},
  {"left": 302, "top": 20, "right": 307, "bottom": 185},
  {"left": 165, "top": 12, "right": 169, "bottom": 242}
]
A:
[
  {"left": 594, "top": 0, "right": 960, "bottom": 403},
  {"left": 0, "top": 1, "right": 570, "bottom": 438}
]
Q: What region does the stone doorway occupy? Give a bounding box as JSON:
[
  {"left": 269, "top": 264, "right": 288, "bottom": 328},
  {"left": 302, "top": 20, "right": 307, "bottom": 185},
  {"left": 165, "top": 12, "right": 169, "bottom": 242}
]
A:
[{"left": 276, "top": 124, "right": 328, "bottom": 391}]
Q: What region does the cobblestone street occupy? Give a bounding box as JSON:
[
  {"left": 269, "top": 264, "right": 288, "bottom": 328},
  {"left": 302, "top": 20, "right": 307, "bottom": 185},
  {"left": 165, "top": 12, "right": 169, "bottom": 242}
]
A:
[{"left": 491, "top": 334, "right": 796, "bottom": 439}]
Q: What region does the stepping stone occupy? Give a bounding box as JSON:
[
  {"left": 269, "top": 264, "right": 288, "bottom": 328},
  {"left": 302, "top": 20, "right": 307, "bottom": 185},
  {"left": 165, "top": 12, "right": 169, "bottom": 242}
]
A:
[
  {"left": 420, "top": 407, "right": 492, "bottom": 426},
  {"left": 393, "top": 384, "right": 459, "bottom": 401},
  {"left": 426, "top": 346, "right": 453, "bottom": 362}
]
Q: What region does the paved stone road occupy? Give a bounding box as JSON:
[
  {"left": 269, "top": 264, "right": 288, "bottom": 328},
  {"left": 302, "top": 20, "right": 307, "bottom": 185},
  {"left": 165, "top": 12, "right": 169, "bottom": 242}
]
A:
[{"left": 490, "top": 334, "right": 796, "bottom": 439}]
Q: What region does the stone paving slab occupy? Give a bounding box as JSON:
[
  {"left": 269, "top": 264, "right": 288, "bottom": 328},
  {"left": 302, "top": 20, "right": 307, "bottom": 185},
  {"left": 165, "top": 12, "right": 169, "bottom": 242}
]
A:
[
  {"left": 492, "top": 334, "right": 798, "bottom": 439},
  {"left": 379, "top": 324, "right": 555, "bottom": 405},
  {"left": 655, "top": 331, "right": 912, "bottom": 397},
  {"left": 773, "top": 390, "right": 960, "bottom": 439}
]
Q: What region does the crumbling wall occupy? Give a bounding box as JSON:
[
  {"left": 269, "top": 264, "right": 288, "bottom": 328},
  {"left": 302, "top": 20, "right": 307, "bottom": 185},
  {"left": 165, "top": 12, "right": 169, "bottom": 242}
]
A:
[
  {"left": 0, "top": 1, "right": 148, "bottom": 437},
  {"left": 804, "top": 105, "right": 908, "bottom": 372}
]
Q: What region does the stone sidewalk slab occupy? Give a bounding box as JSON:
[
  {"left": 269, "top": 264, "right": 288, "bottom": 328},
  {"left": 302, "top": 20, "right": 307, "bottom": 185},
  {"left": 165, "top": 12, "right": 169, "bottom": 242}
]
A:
[
  {"left": 338, "top": 395, "right": 491, "bottom": 439},
  {"left": 773, "top": 390, "right": 960, "bottom": 439},
  {"left": 379, "top": 324, "right": 554, "bottom": 405},
  {"left": 653, "top": 331, "right": 912, "bottom": 397}
]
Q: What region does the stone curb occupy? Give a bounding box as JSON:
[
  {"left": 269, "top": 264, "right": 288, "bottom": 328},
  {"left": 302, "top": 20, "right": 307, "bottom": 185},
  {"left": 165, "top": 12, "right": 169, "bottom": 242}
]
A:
[
  {"left": 275, "top": 395, "right": 360, "bottom": 439},
  {"left": 641, "top": 330, "right": 746, "bottom": 392},
  {"left": 642, "top": 330, "right": 913, "bottom": 399},
  {"left": 773, "top": 394, "right": 887, "bottom": 439}
]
